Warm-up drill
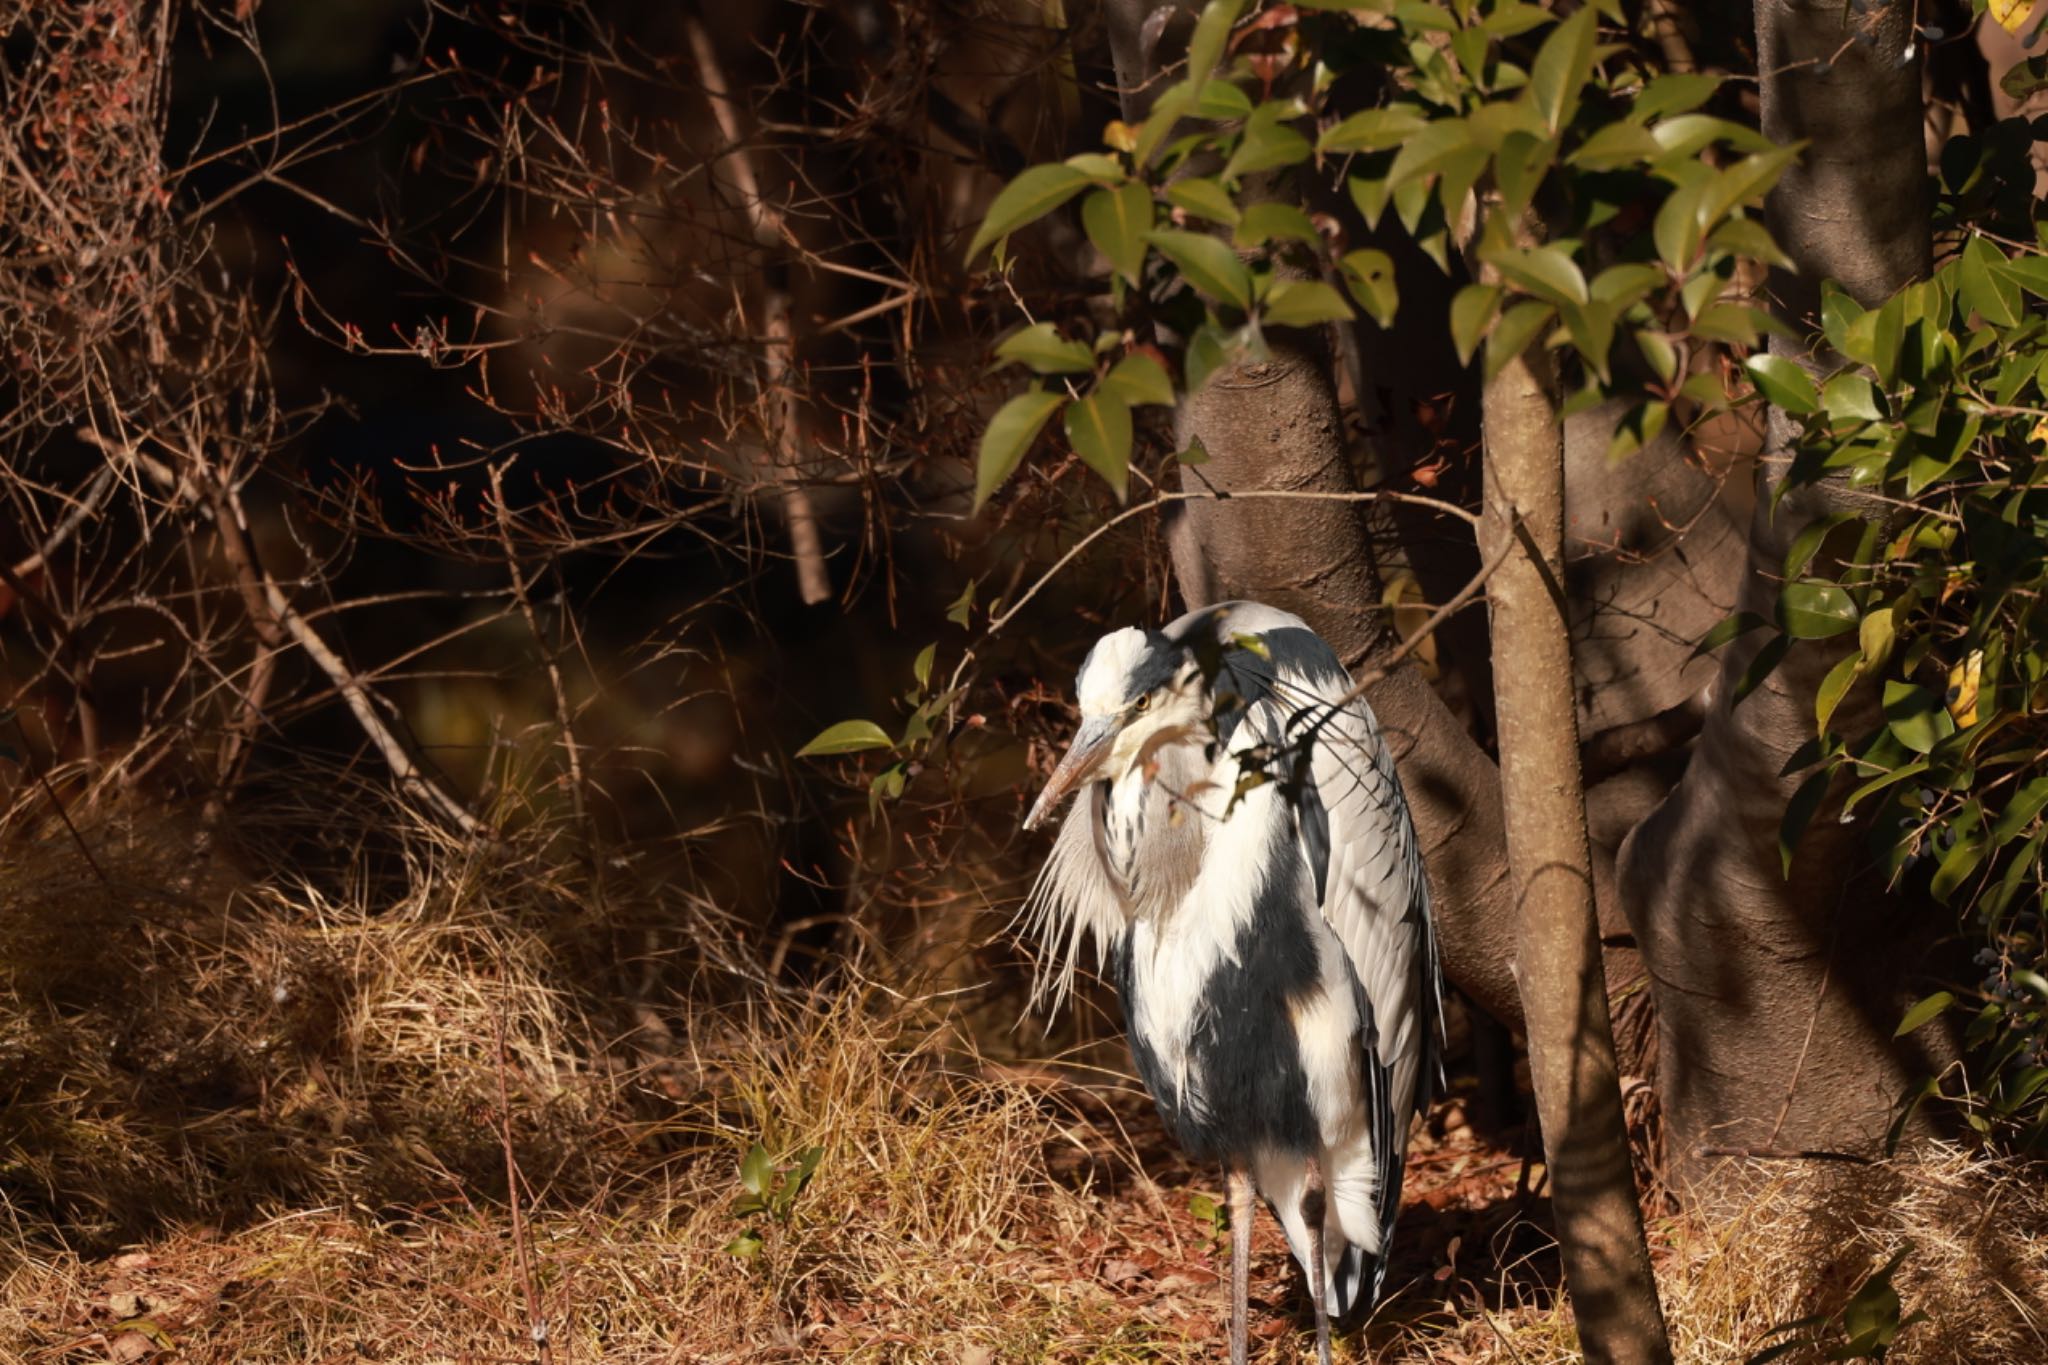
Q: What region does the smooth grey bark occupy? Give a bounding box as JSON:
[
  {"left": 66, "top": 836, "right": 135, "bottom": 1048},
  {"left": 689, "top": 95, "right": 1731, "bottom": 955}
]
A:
[
  {"left": 1483, "top": 308, "right": 1672, "bottom": 1365},
  {"left": 1618, "top": 0, "right": 1943, "bottom": 1186}
]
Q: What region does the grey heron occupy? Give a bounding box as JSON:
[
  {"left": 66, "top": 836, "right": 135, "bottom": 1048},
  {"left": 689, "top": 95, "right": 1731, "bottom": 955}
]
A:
[{"left": 1020, "top": 601, "right": 1441, "bottom": 1365}]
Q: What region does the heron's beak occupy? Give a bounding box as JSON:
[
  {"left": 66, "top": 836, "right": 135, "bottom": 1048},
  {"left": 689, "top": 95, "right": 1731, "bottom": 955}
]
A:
[{"left": 1024, "top": 716, "right": 1118, "bottom": 831}]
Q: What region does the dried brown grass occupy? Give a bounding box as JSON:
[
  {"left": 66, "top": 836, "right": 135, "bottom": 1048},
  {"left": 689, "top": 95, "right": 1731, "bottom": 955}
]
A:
[{"left": 4, "top": 801, "right": 2048, "bottom": 1362}]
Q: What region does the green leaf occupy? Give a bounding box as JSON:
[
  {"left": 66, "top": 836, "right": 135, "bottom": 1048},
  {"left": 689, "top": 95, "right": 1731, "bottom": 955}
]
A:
[
  {"left": 1185, "top": 324, "right": 1233, "bottom": 393},
  {"left": 1700, "top": 146, "right": 1800, "bottom": 233},
  {"left": 974, "top": 388, "right": 1065, "bottom": 508},
  {"left": 1083, "top": 183, "right": 1153, "bottom": 286},
  {"left": 1745, "top": 354, "right": 1820, "bottom": 414},
  {"left": 967, "top": 164, "right": 1093, "bottom": 261},
  {"left": 1063, "top": 153, "right": 1126, "bottom": 183},
  {"left": 1066, "top": 390, "right": 1133, "bottom": 500},
  {"left": 1568, "top": 122, "right": 1660, "bottom": 172},
  {"left": 1101, "top": 351, "right": 1175, "bottom": 407},
  {"left": 1932, "top": 833, "right": 1987, "bottom": 905},
  {"left": 1147, "top": 229, "right": 1254, "bottom": 309},
  {"left": 1222, "top": 103, "right": 1312, "bottom": 183},
  {"left": 1339, "top": 250, "right": 1397, "bottom": 327},
  {"left": 1707, "top": 216, "right": 1794, "bottom": 270},
  {"left": 1653, "top": 167, "right": 1711, "bottom": 272},
  {"left": 1526, "top": 5, "right": 1597, "bottom": 134},
  {"left": 740, "top": 1142, "right": 774, "bottom": 1195},
  {"left": 2002, "top": 54, "right": 2048, "bottom": 100},
  {"left": 1732, "top": 635, "right": 1789, "bottom": 705},
  {"left": 1263, "top": 278, "right": 1356, "bottom": 328},
  {"left": 1164, "top": 176, "right": 1242, "bottom": 226},
  {"left": 1960, "top": 235, "right": 2023, "bottom": 328},
  {"left": 1815, "top": 650, "right": 1862, "bottom": 733},
  {"left": 1385, "top": 117, "right": 1473, "bottom": 192},
  {"left": 1485, "top": 244, "right": 1589, "bottom": 307},
  {"left": 945, "top": 579, "right": 977, "bottom": 627},
  {"left": 1821, "top": 372, "right": 1883, "bottom": 428},
  {"left": 1233, "top": 202, "right": 1319, "bottom": 249},
  {"left": 1494, "top": 132, "right": 1556, "bottom": 217},
  {"left": 1319, "top": 104, "right": 1429, "bottom": 153},
  {"left": 1884, "top": 680, "right": 1956, "bottom": 754},
  {"left": 1450, "top": 283, "right": 1501, "bottom": 367},
  {"left": 1184, "top": 0, "right": 1247, "bottom": 89},
  {"left": 725, "top": 1229, "right": 764, "bottom": 1259},
  {"left": 1484, "top": 300, "right": 1554, "bottom": 382},
  {"left": 1780, "top": 767, "right": 1832, "bottom": 877},
  {"left": 1777, "top": 580, "right": 1858, "bottom": 639},
  {"left": 1194, "top": 80, "right": 1254, "bottom": 120},
  {"left": 1991, "top": 776, "right": 2048, "bottom": 847},
  {"left": 796, "top": 719, "right": 896, "bottom": 758},
  {"left": 994, "top": 322, "right": 1094, "bottom": 375},
  {"left": 1857, "top": 605, "right": 1895, "bottom": 674},
  {"left": 1631, "top": 72, "right": 1721, "bottom": 122},
  {"left": 1893, "top": 990, "right": 1954, "bottom": 1039}
]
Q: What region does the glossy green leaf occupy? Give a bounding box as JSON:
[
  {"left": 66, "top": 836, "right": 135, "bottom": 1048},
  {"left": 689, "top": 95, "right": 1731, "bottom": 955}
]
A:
[
  {"left": 796, "top": 719, "right": 896, "bottom": 758},
  {"left": 1233, "top": 202, "right": 1320, "bottom": 248},
  {"left": 1185, "top": 324, "right": 1234, "bottom": 393},
  {"left": 1164, "top": 176, "right": 1242, "bottom": 226},
  {"left": 1991, "top": 776, "right": 2048, "bottom": 847},
  {"left": 1884, "top": 680, "right": 1956, "bottom": 754},
  {"left": 1339, "top": 250, "right": 1398, "bottom": 327},
  {"left": 973, "top": 389, "right": 1064, "bottom": 508},
  {"left": 1319, "top": 105, "right": 1429, "bottom": 153},
  {"left": 1780, "top": 767, "right": 1832, "bottom": 877},
  {"left": 1777, "top": 580, "right": 1858, "bottom": 638},
  {"left": 1194, "top": 80, "right": 1254, "bottom": 120},
  {"left": 1450, "top": 283, "right": 1501, "bottom": 366},
  {"left": 1653, "top": 167, "right": 1711, "bottom": 272},
  {"left": 967, "top": 164, "right": 1093, "bottom": 261},
  {"left": 1526, "top": 5, "right": 1596, "bottom": 134},
  {"left": 1896, "top": 991, "right": 1956, "bottom": 1038},
  {"left": 1815, "top": 650, "right": 1862, "bottom": 733},
  {"left": 1700, "top": 145, "right": 1800, "bottom": 233},
  {"left": 1484, "top": 243, "right": 1589, "bottom": 307},
  {"left": 1632, "top": 72, "right": 1722, "bottom": 122},
  {"left": 1148, "top": 229, "right": 1254, "bottom": 309},
  {"left": 1263, "top": 279, "right": 1356, "bottom": 328},
  {"left": 1222, "top": 104, "right": 1313, "bottom": 183},
  {"left": 1744, "top": 354, "right": 1820, "bottom": 414},
  {"left": 1731, "top": 634, "right": 1789, "bottom": 705},
  {"left": 1101, "top": 351, "right": 1175, "bottom": 407},
  {"left": 1083, "top": 182, "right": 1153, "bottom": 285},
  {"left": 1385, "top": 118, "right": 1473, "bottom": 192},
  {"left": 1066, "top": 390, "right": 1133, "bottom": 500},
  {"left": 1961, "top": 235, "right": 2023, "bottom": 328},
  {"left": 1858, "top": 605, "right": 1896, "bottom": 675},
  {"left": 994, "top": 322, "right": 1093, "bottom": 375},
  {"left": 1483, "top": 300, "right": 1555, "bottom": 382}
]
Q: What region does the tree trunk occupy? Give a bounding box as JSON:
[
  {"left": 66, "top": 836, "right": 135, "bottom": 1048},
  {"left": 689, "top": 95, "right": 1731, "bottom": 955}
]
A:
[
  {"left": 1617, "top": 0, "right": 1944, "bottom": 1189},
  {"left": 1483, "top": 289, "right": 1672, "bottom": 1364}
]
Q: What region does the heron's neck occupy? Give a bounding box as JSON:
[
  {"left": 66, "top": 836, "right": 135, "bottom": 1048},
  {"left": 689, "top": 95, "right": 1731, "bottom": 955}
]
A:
[{"left": 1099, "top": 738, "right": 1211, "bottom": 921}]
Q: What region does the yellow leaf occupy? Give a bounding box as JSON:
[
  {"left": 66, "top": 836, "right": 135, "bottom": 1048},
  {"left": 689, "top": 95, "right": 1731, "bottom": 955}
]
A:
[
  {"left": 1104, "top": 120, "right": 1140, "bottom": 154},
  {"left": 1992, "top": 0, "right": 2038, "bottom": 32},
  {"left": 2030, "top": 416, "right": 2048, "bottom": 445},
  {"left": 1947, "top": 649, "right": 1983, "bottom": 728}
]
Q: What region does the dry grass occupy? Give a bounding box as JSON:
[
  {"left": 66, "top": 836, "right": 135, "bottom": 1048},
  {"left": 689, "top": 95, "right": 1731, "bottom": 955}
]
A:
[{"left": 4, "top": 803, "right": 2048, "bottom": 1362}]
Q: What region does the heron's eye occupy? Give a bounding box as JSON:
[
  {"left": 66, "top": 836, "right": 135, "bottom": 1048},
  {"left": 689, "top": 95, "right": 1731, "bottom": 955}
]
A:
[{"left": 1132, "top": 694, "right": 1151, "bottom": 713}]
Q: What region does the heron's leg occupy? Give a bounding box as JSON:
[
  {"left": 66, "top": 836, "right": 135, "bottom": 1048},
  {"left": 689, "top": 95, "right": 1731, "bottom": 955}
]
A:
[
  {"left": 1303, "top": 1153, "right": 1332, "bottom": 1365},
  {"left": 1227, "top": 1162, "right": 1253, "bottom": 1365}
]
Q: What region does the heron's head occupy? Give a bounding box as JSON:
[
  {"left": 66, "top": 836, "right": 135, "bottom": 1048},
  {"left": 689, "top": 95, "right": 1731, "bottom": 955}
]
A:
[{"left": 1023, "top": 626, "right": 1210, "bottom": 831}]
